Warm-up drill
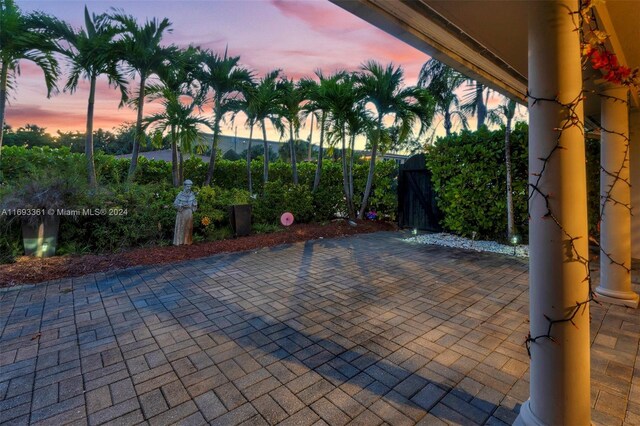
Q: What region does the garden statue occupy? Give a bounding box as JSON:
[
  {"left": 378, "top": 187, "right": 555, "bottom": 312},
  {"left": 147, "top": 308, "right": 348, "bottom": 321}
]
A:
[{"left": 173, "top": 180, "right": 197, "bottom": 245}]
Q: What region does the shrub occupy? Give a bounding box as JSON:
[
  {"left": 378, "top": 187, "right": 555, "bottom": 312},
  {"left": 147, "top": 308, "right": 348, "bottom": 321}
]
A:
[
  {"left": 183, "top": 156, "right": 208, "bottom": 186},
  {"left": 312, "top": 185, "right": 344, "bottom": 222},
  {"left": 223, "top": 149, "right": 241, "bottom": 161},
  {"left": 0, "top": 182, "right": 22, "bottom": 263},
  {"left": 133, "top": 157, "right": 172, "bottom": 185},
  {"left": 1, "top": 171, "right": 87, "bottom": 225},
  {"left": 1, "top": 146, "right": 85, "bottom": 182},
  {"left": 426, "top": 123, "right": 600, "bottom": 242},
  {"left": 426, "top": 124, "right": 529, "bottom": 241},
  {"left": 253, "top": 182, "right": 314, "bottom": 225},
  {"left": 369, "top": 160, "right": 399, "bottom": 220},
  {"left": 95, "top": 153, "right": 129, "bottom": 184},
  {"left": 192, "top": 186, "right": 251, "bottom": 241},
  {"left": 58, "top": 184, "right": 178, "bottom": 253}
]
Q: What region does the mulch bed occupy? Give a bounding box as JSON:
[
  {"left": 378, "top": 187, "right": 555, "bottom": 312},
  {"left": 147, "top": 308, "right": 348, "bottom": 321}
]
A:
[{"left": 0, "top": 220, "right": 397, "bottom": 287}]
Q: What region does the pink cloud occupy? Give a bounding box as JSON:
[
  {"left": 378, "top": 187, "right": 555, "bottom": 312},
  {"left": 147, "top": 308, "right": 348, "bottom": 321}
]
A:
[
  {"left": 5, "top": 105, "right": 124, "bottom": 133},
  {"left": 271, "top": 0, "right": 369, "bottom": 36},
  {"left": 5, "top": 105, "right": 83, "bottom": 124}
]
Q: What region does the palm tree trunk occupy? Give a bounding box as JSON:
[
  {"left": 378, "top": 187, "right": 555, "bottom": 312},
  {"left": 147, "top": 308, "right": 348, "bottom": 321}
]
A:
[
  {"left": 179, "top": 151, "right": 184, "bottom": 183},
  {"left": 358, "top": 116, "right": 382, "bottom": 219},
  {"left": 290, "top": 121, "right": 298, "bottom": 185},
  {"left": 262, "top": 121, "right": 269, "bottom": 185},
  {"left": 247, "top": 122, "right": 254, "bottom": 194},
  {"left": 171, "top": 127, "right": 178, "bottom": 187},
  {"left": 128, "top": 73, "right": 147, "bottom": 180},
  {"left": 505, "top": 117, "right": 515, "bottom": 240},
  {"left": 204, "top": 104, "right": 221, "bottom": 186},
  {"left": 0, "top": 63, "right": 8, "bottom": 182},
  {"left": 85, "top": 75, "right": 98, "bottom": 187},
  {"left": 348, "top": 133, "right": 355, "bottom": 201},
  {"left": 204, "top": 127, "right": 219, "bottom": 186},
  {"left": 476, "top": 83, "right": 486, "bottom": 129},
  {"left": 307, "top": 114, "right": 314, "bottom": 161},
  {"left": 444, "top": 111, "right": 452, "bottom": 137},
  {"left": 341, "top": 129, "right": 354, "bottom": 220},
  {"left": 313, "top": 112, "right": 326, "bottom": 192}
]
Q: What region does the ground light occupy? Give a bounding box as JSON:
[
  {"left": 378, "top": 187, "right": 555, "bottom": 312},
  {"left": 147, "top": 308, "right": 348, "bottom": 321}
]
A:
[{"left": 510, "top": 235, "right": 520, "bottom": 256}]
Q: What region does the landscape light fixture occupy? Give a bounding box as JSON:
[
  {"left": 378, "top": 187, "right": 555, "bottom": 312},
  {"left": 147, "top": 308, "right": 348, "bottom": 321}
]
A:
[{"left": 510, "top": 235, "right": 520, "bottom": 256}]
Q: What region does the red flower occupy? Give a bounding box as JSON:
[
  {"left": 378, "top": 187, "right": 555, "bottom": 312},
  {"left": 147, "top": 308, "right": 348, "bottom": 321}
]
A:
[
  {"left": 604, "top": 70, "right": 618, "bottom": 83},
  {"left": 618, "top": 66, "right": 631, "bottom": 79},
  {"left": 590, "top": 50, "right": 607, "bottom": 69}
]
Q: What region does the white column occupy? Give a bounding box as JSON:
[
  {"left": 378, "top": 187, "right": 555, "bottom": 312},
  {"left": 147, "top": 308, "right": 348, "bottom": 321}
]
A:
[
  {"left": 595, "top": 86, "right": 639, "bottom": 308},
  {"left": 631, "top": 110, "right": 640, "bottom": 260},
  {"left": 515, "top": 1, "right": 591, "bottom": 425}
]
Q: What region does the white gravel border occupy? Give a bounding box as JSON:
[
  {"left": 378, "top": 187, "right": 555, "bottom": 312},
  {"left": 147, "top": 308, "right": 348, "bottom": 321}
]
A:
[{"left": 404, "top": 232, "right": 529, "bottom": 258}]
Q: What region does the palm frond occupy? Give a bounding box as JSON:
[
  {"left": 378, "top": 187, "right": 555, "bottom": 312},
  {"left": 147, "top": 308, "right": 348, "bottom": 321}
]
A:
[{"left": 0, "top": 2, "right": 61, "bottom": 97}]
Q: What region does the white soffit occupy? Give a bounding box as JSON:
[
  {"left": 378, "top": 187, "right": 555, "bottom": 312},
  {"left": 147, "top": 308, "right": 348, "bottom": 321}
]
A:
[
  {"left": 331, "top": 0, "right": 639, "bottom": 108},
  {"left": 330, "top": 0, "right": 528, "bottom": 103}
]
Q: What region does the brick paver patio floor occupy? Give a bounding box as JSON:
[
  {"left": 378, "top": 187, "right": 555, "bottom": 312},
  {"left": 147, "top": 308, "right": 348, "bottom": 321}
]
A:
[{"left": 0, "top": 232, "right": 638, "bottom": 425}]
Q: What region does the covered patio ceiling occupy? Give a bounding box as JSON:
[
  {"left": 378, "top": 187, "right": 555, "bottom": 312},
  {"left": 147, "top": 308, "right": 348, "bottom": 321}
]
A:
[{"left": 330, "top": 0, "right": 640, "bottom": 124}]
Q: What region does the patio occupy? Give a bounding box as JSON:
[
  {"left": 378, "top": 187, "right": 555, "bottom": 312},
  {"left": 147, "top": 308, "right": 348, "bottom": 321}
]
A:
[{"left": 0, "top": 231, "right": 638, "bottom": 425}]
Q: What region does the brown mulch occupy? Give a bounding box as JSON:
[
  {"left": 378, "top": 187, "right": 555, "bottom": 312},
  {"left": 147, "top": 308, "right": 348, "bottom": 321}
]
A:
[{"left": 0, "top": 220, "right": 397, "bottom": 287}]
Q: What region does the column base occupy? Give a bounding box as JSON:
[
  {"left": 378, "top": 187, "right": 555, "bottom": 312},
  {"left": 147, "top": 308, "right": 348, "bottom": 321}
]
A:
[
  {"left": 594, "top": 287, "right": 640, "bottom": 308},
  {"left": 514, "top": 401, "right": 546, "bottom": 426}
]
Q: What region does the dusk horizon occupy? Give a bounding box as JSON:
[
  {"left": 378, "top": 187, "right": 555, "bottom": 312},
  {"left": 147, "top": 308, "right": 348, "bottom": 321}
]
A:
[{"left": 7, "top": 0, "right": 433, "bottom": 141}]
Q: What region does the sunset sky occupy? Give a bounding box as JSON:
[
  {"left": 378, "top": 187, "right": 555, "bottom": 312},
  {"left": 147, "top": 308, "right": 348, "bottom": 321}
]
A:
[{"left": 8, "top": 0, "right": 508, "bottom": 143}]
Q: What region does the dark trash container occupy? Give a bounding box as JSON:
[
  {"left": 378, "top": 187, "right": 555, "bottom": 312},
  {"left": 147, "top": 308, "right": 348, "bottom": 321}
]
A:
[{"left": 229, "top": 204, "right": 252, "bottom": 237}]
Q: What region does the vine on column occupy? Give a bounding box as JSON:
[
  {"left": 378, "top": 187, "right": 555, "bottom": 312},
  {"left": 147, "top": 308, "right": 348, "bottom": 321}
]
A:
[
  {"left": 524, "top": 90, "right": 594, "bottom": 356},
  {"left": 524, "top": 0, "right": 639, "bottom": 357},
  {"left": 581, "top": 0, "right": 635, "bottom": 275}
]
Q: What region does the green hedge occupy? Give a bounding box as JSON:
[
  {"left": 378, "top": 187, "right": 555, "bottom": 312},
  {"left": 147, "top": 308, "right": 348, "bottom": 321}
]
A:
[
  {"left": 1, "top": 147, "right": 398, "bottom": 261},
  {"left": 426, "top": 124, "right": 529, "bottom": 241},
  {"left": 426, "top": 123, "right": 600, "bottom": 242}
]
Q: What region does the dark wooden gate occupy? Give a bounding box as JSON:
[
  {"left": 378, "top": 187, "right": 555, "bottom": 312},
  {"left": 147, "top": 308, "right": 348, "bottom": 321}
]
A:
[{"left": 398, "top": 154, "right": 443, "bottom": 231}]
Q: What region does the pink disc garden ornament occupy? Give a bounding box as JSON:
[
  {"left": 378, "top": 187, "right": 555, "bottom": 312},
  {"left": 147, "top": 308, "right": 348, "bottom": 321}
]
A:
[{"left": 280, "top": 212, "right": 294, "bottom": 226}]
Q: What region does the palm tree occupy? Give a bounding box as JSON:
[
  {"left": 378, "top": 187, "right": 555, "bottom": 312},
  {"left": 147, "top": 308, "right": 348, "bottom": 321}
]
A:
[
  {"left": 47, "top": 7, "right": 127, "bottom": 187},
  {"left": 300, "top": 71, "right": 342, "bottom": 192},
  {"left": 323, "top": 72, "right": 367, "bottom": 219},
  {"left": 230, "top": 78, "right": 257, "bottom": 194},
  {"left": 356, "top": 61, "right": 435, "bottom": 219},
  {"left": 109, "top": 11, "right": 172, "bottom": 180},
  {"left": 147, "top": 46, "right": 202, "bottom": 186},
  {"left": 251, "top": 70, "right": 281, "bottom": 186},
  {"left": 418, "top": 59, "right": 467, "bottom": 137},
  {"left": 231, "top": 70, "right": 282, "bottom": 194},
  {"left": 144, "top": 90, "right": 212, "bottom": 187},
  {"left": 197, "top": 49, "right": 252, "bottom": 186},
  {"left": 488, "top": 97, "right": 519, "bottom": 240},
  {"left": 0, "top": 0, "right": 59, "bottom": 180},
  {"left": 344, "top": 100, "right": 372, "bottom": 209},
  {"left": 461, "top": 81, "right": 491, "bottom": 130},
  {"left": 276, "top": 77, "right": 304, "bottom": 185}
]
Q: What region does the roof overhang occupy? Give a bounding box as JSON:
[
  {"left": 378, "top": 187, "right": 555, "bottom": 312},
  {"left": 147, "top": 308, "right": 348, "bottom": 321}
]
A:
[{"left": 330, "top": 0, "right": 640, "bottom": 114}]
